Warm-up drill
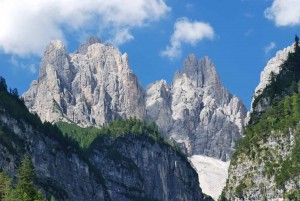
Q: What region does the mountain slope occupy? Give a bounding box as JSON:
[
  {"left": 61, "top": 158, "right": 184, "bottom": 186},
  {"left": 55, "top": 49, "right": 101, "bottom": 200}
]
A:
[
  {"left": 146, "top": 55, "right": 247, "bottom": 161},
  {"left": 222, "top": 38, "right": 300, "bottom": 201},
  {"left": 0, "top": 78, "right": 208, "bottom": 201}
]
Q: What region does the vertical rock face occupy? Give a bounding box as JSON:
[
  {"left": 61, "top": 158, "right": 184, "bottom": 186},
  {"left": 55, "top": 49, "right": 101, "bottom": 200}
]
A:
[
  {"left": 23, "top": 39, "right": 145, "bottom": 127},
  {"left": 89, "top": 135, "right": 206, "bottom": 201},
  {"left": 146, "top": 55, "right": 247, "bottom": 161}
]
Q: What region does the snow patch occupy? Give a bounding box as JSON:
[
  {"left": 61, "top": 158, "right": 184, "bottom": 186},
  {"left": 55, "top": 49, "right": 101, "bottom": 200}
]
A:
[{"left": 189, "top": 155, "right": 230, "bottom": 200}]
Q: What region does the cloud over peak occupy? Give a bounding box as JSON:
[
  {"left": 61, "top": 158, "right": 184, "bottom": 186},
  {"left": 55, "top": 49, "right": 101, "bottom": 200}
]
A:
[
  {"left": 0, "top": 0, "right": 170, "bottom": 57},
  {"left": 161, "top": 18, "right": 214, "bottom": 59},
  {"left": 264, "top": 42, "right": 276, "bottom": 54},
  {"left": 265, "top": 0, "right": 300, "bottom": 26}
]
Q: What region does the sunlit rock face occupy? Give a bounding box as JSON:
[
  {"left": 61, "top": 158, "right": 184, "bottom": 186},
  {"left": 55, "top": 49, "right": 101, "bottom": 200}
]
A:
[
  {"left": 146, "top": 55, "right": 247, "bottom": 161},
  {"left": 23, "top": 38, "right": 145, "bottom": 127}
]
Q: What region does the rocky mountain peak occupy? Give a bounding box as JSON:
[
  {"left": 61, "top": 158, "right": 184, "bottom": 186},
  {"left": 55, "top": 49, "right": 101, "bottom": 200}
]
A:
[
  {"left": 77, "top": 36, "right": 102, "bottom": 54},
  {"left": 182, "top": 54, "right": 198, "bottom": 74},
  {"left": 38, "top": 39, "right": 69, "bottom": 80},
  {"left": 181, "top": 55, "right": 219, "bottom": 88},
  {"left": 23, "top": 40, "right": 145, "bottom": 126},
  {"left": 146, "top": 55, "right": 247, "bottom": 161},
  {"left": 47, "top": 39, "right": 66, "bottom": 51}
]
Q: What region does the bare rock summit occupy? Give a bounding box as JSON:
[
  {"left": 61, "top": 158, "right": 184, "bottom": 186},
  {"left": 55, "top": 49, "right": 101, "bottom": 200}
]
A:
[
  {"left": 23, "top": 38, "right": 145, "bottom": 127},
  {"left": 146, "top": 55, "right": 247, "bottom": 161}
]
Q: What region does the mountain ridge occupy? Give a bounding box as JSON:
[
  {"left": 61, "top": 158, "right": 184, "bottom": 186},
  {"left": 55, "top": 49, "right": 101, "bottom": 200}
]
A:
[{"left": 23, "top": 38, "right": 247, "bottom": 161}]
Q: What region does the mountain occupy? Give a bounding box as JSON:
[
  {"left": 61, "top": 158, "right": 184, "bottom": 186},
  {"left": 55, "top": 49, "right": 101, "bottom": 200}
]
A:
[
  {"left": 23, "top": 39, "right": 247, "bottom": 162},
  {"left": 23, "top": 38, "right": 145, "bottom": 127},
  {"left": 146, "top": 55, "right": 247, "bottom": 161},
  {"left": 222, "top": 40, "right": 300, "bottom": 200},
  {"left": 0, "top": 80, "right": 209, "bottom": 201}
]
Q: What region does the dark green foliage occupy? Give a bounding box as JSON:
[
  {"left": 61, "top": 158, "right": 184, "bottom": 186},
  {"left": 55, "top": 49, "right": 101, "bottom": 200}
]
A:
[
  {"left": 284, "top": 189, "right": 300, "bottom": 200},
  {"left": 218, "top": 191, "right": 228, "bottom": 201},
  {"left": 55, "top": 121, "right": 102, "bottom": 149},
  {"left": 234, "top": 182, "right": 246, "bottom": 198},
  {"left": 0, "top": 76, "right": 7, "bottom": 92},
  {"left": 0, "top": 172, "right": 13, "bottom": 200},
  {"left": 0, "top": 78, "right": 42, "bottom": 130},
  {"left": 56, "top": 118, "right": 164, "bottom": 150}
]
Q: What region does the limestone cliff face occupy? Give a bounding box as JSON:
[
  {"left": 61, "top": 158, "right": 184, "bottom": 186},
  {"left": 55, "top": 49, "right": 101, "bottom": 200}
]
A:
[
  {"left": 89, "top": 135, "right": 206, "bottom": 201},
  {"left": 23, "top": 38, "right": 145, "bottom": 127},
  {"left": 146, "top": 55, "right": 247, "bottom": 161}
]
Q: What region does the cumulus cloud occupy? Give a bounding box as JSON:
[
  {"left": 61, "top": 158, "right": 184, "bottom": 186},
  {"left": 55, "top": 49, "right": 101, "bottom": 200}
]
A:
[
  {"left": 265, "top": 42, "right": 276, "bottom": 54},
  {"left": 265, "top": 0, "right": 300, "bottom": 26},
  {"left": 0, "top": 0, "right": 170, "bottom": 56},
  {"left": 161, "top": 18, "right": 214, "bottom": 59},
  {"left": 10, "top": 56, "right": 37, "bottom": 74}
]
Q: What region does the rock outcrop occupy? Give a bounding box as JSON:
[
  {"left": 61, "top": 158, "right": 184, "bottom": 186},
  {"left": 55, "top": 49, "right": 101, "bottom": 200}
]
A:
[
  {"left": 146, "top": 55, "right": 247, "bottom": 161},
  {"left": 23, "top": 38, "right": 145, "bottom": 127}
]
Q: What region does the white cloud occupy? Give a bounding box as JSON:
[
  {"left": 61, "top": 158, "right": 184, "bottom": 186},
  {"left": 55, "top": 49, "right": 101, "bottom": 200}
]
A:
[
  {"left": 244, "top": 29, "right": 254, "bottom": 37},
  {"left": 10, "top": 56, "right": 37, "bottom": 74},
  {"left": 0, "top": 0, "right": 170, "bottom": 57},
  {"left": 265, "top": 42, "right": 276, "bottom": 54},
  {"left": 161, "top": 18, "right": 214, "bottom": 59},
  {"left": 265, "top": 0, "right": 300, "bottom": 26}
]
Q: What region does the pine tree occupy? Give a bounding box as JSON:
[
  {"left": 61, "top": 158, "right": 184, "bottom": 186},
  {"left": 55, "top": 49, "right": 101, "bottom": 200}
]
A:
[
  {"left": 16, "top": 154, "right": 43, "bottom": 201},
  {"left": 0, "top": 172, "right": 11, "bottom": 200},
  {"left": 295, "top": 35, "right": 299, "bottom": 52}
]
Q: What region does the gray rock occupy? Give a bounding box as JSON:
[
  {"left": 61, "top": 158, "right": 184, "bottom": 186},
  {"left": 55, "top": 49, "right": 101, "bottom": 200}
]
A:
[
  {"left": 23, "top": 39, "right": 145, "bottom": 127},
  {"left": 146, "top": 55, "right": 247, "bottom": 161}
]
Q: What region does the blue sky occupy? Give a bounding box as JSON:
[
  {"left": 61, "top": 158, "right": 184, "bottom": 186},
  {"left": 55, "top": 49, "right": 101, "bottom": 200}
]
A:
[{"left": 0, "top": 0, "right": 300, "bottom": 109}]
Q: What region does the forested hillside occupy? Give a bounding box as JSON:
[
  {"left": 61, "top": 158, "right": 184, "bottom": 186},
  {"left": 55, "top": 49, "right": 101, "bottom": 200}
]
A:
[{"left": 222, "top": 37, "right": 300, "bottom": 201}]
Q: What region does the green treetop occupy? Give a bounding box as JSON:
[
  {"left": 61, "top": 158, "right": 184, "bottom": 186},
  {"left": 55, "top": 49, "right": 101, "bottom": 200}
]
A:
[{"left": 16, "top": 154, "right": 43, "bottom": 201}]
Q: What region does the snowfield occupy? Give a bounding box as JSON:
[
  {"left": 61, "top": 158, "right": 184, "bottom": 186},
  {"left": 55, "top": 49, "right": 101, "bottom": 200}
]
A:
[{"left": 189, "top": 155, "right": 230, "bottom": 200}]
